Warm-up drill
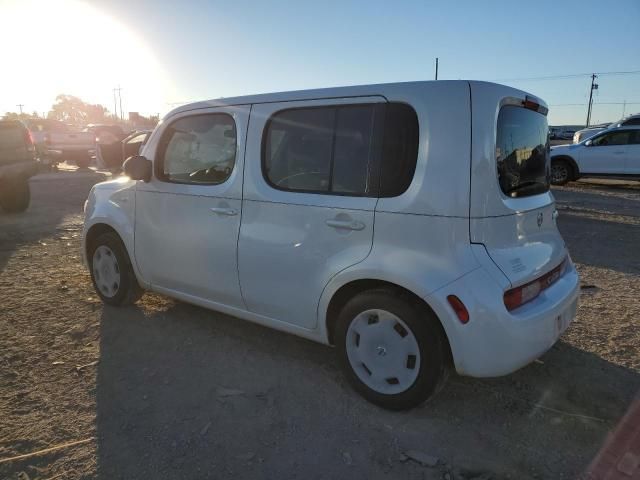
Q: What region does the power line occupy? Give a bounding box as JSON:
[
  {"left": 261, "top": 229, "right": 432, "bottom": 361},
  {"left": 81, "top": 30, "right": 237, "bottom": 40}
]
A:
[
  {"left": 549, "top": 101, "right": 640, "bottom": 106},
  {"left": 491, "top": 70, "right": 640, "bottom": 82}
]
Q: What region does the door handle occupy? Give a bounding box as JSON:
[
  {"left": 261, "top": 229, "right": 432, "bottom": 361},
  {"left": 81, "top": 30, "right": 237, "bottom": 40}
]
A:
[
  {"left": 210, "top": 207, "right": 238, "bottom": 216},
  {"left": 325, "top": 219, "right": 365, "bottom": 231}
]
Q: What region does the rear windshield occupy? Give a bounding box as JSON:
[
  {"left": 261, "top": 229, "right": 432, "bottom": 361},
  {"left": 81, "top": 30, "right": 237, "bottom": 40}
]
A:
[{"left": 496, "top": 106, "right": 550, "bottom": 198}]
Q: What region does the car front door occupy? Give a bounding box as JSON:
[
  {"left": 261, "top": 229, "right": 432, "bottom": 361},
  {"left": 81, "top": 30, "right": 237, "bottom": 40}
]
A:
[
  {"left": 134, "top": 106, "right": 249, "bottom": 308},
  {"left": 577, "top": 130, "right": 631, "bottom": 174},
  {"left": 238, "top": 97, "right": 385, "bottom": 329}
]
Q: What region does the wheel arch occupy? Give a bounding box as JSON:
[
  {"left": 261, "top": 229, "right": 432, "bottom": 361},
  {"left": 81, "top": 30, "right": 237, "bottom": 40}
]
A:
[
  {"left": 551, "top": 155, "right": 580, "bottom": 180},
  {"left": 83, "top": 220, "right": 148, "bottom": 288},
  {"left": 323, "top": 278, "right": 453, "bottom": 366}
]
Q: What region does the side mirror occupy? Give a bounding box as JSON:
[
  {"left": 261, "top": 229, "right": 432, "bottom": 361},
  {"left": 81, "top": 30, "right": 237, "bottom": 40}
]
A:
[
  {"left": 123, "top": 155, "right": 152, "bottom": 182},
  {"left": 585, "top": 139, "right": 593, "bottom": 147}
]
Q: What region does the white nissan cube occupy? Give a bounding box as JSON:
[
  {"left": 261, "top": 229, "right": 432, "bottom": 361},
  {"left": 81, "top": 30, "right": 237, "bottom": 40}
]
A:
[{"left": 83, "top": 81, "right": 579, "bottom": 410}]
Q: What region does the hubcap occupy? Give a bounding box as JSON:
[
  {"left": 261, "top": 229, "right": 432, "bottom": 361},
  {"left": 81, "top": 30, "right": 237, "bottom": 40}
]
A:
[
  {"left": 551, "top": 164, "right": 568, "bottom": 183},
  {"left": 92, "top": 245, "right": 120, "bottom": 298},
  {"left": 345, "top": 309, "right": 421, "bottom": 395}
]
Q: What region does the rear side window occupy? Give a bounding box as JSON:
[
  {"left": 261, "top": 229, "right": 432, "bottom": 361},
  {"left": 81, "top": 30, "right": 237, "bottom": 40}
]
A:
[
  {"left": 263, "top": 105, "right": 377, "bottom": 195},
  {"left": 263, "top": 102, "right": 418, "bottom": 197},
  {"left": 621, "top": 118, "right": 640, "bottom": 126},
  {"left": 157, "top": 113, "right": 236, "bottom": 185},
  {"left": 379, "top": 103, "right": 419, "bottom": 197},
  {"left": 496, "top": 106, "right": 550, "bottom": 198}
]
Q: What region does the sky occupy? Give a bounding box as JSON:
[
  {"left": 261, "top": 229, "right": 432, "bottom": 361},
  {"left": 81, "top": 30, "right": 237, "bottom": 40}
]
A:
[{"left": 1, "top": 0, "right": 639, "bottom": 125}]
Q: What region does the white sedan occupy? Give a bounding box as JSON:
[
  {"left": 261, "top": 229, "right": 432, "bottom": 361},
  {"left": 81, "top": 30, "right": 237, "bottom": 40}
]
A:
[{"left": 550, "top": 126, "right": 640, "bottom": 185}]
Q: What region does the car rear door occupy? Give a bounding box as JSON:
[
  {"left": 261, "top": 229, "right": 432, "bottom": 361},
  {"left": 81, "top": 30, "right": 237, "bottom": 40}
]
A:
[
  {"left": 623, "top": 129, "right": 640, "bottom": 174},
  {"left": 134, "top": 106, "right": 249, "bottom": 308},
  {"left": 238, "top": 97, "right": 384, "bottom": 329}
]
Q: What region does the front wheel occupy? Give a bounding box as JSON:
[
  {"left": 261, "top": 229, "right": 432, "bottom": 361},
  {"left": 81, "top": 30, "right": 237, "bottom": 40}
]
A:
[
  {"left": 336, "top": 289, "right": 448, "bottom": 410},
  {"left": 88, "top": 231, "right": 143, "bottom": 306},
  {"left": 551, "top": 160, "right": 571, "bottom": 185}
]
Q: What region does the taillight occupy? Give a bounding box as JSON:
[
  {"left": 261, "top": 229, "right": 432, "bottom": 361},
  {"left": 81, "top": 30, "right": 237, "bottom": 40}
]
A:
[
  {"left": 24, "top": 129, "right": 34, "bottom": 146},
  {"left": 503, "top": 258, "right": 568, "bottom": 311}
]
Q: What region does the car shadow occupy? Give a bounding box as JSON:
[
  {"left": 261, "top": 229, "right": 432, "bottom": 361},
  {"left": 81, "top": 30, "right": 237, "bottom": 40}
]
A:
[
  {"left": 0, "top": 171, "right": 107, "bottom": 274},
  {"left": 95, "top": 299, "right": 640, "bottom": 479}
]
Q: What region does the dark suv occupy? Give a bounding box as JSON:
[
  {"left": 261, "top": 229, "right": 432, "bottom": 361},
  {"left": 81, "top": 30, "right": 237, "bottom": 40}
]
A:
[{"left": 0, "top": 120, "right": 38, "bottom": 212}]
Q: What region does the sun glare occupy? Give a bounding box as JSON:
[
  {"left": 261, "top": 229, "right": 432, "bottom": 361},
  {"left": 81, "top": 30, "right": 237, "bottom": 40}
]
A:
[{"left": 0, "top": 0, "right": 173, "bottom": 117}]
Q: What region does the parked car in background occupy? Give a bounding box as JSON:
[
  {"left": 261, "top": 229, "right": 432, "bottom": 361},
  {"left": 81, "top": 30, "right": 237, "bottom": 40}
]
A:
[
  {"left": 573, "top": 114, "right": 640, "bottom": 143},
  {"left": 87, "top": 124, "right": 128, "bottom": 170},
  {"left": 0, "top": 120, "right": 38, "bottom": 212},
  {"left": 83, "top": 80, "right": 579, "bottom": 410},
  {"left": 45, "top": 124, "right": 95, "bottom": 168},
  {"left": 550, "top": 126, "right": 640, "bottom": 184},
  {"left": 22, "top": 118, "right": 69, "bottom": 170},
  {"left": 572, "top": 123, "right": 611, "bottom": 144},
  {"left": 96, "top": 129, "right": 150, "bottom": 170}
]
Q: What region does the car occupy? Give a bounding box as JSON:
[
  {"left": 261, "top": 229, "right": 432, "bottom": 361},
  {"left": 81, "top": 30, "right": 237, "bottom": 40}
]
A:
[
  {"left": 22, "top": 118, "right": 69, "bottom": 170},
  {"left": 573, "top": 114, "right": 640, "bottom": 144},
  {"left": 96, "top": 129, "right": 151, "bottom": 171},
  {"left": 0, "top": 120, "right": 38, "bottom": 212},
  {"left": 572, "top": 123, "right": 611, "bottom": 144},
  {"left": 550, "top": 125, "right": 640, "bottom": 185},
  {"left": 82, "top": 80, "right": 579, "bottom": 410}
]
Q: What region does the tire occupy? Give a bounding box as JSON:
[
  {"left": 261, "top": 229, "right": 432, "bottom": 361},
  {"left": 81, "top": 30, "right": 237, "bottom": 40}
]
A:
[
  {"left": 551, "top": 159, "right": 571, "bottom": 185},
  {"left": 88, "top": 231, "right": 143, "bottom": 306},
  {"left": 0, "top": 179, "right": 30, "bottom": 213},
  {"left": 336, "top": 288, "right": 448, "bottom": 410}
]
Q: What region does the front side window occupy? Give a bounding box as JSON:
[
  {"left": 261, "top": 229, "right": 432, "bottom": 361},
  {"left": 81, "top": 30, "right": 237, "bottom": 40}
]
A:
[
  {"left": 158, "top": 114, "right": 236, "bottom": 184},
  {"left": 263, "top": 105, "right": 377, "bottom": 195},
  {"left": 591, "top": 130, "right": 634, "bottom": 146},
  {"left": 496, "top": 105, "right": 550, "bottom": 198}
]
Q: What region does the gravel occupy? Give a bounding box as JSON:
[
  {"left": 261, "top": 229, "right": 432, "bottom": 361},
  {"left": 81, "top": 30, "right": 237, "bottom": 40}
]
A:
[{"left": 0, "top": 173, "right": 638, "bottom": 479}]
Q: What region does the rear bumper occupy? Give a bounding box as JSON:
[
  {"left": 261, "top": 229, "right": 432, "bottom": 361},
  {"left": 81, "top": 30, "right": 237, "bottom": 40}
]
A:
[{"left": 427, "top": 260, "right": 580, "bottom": 377}]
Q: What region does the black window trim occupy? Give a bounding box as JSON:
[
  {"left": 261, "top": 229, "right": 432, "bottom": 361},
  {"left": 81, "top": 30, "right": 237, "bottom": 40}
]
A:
[
  {"left": 261, "top": 101, "right": 419, "bottom": 198},
  {"left": 154, "top": 112, "right": 237, "bottom": 186}
]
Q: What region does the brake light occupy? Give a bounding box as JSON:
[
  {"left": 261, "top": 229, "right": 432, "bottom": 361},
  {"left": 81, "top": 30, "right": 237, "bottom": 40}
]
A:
[
  {"left": 503, "top": 258, "right": 568, "bottom": 311},
  {"left": 447, "top": 295, "right": 470, "bottom": 324},
  {"left": 523, "top": 96, "right": 549, "bottom": 115}
]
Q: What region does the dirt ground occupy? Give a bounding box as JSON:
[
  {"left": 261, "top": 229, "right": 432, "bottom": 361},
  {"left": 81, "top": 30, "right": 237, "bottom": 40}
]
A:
[{"left": 0, "top": 170, "right": 639, "bottom": 480}]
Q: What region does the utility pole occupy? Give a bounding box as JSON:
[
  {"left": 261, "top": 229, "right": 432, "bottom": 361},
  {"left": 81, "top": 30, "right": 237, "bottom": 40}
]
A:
[
  {"left": 112, "top": 88, "right": 119, "bottom": 120},
  {"left": 16, "top": 104, "right": 24, "bottom": 114},
  {"left": 435, "top": 57, "right": 439, "bottom": 80},
  {"left": 622, "top": 100, "right": 627, "bottom": 118},
  {"left": 585, "top": 74, "right": 598, "bottom": 127},
  {"left": 117, "top": 85, "right": 123, "bottom": 122}
]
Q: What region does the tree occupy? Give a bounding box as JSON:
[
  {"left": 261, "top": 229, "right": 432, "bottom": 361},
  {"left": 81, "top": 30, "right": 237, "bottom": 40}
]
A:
[
  {"left": 48, "top": 95, "right": 109, "bottom": 125},
  {"left": 2, "top": 111, "right": 40, "bottom": 121}
]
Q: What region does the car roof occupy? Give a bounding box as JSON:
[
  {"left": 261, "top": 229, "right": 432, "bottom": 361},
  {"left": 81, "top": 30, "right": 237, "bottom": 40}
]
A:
[{"left": 165, "top": 80, "right": 539, "bottom": 119}]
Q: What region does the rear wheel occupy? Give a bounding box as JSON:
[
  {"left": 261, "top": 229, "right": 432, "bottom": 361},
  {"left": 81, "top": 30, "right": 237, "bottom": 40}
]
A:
[
  {"left": 88, "top": 231, "right": 143, "bottom": 306},
  {"left": 0, "top": 179, "right": 30, "bottom": 213},
  {"left": 336, "top": 288, "right": 448, "bottom": 410},
  {"left": 551, "top": 159, "right": 571, "bottom": 185}
]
